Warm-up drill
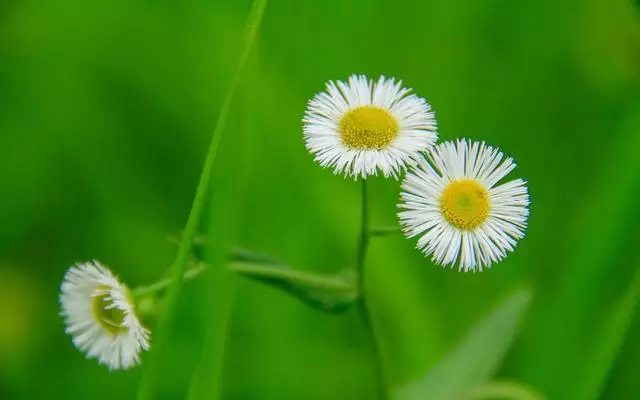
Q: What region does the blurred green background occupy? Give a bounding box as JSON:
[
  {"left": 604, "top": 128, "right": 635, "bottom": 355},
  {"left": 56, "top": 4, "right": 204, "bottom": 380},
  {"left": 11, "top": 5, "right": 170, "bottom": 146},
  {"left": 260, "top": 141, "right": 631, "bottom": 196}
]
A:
[{"left": 1, "top": 0, "right": 640, "bottom": 398}]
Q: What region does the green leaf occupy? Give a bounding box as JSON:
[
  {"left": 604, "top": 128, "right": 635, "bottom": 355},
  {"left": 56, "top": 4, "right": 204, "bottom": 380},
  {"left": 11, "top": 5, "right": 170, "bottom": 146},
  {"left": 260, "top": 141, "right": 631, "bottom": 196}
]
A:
[
  {"left": 395, "top": 289, "right": 533, "bottom": 400},
  {"left": 189, "top": 16, "right": 266, "bottom": 399},
  {"left": 573, "top": 266, "right": 640, "bottom": 400},
  {"left": 230, "top": 258, "right": 358, "bottom": 313},
  {"left": 463, "top": 380, "right": 545, "bottom": 400}
]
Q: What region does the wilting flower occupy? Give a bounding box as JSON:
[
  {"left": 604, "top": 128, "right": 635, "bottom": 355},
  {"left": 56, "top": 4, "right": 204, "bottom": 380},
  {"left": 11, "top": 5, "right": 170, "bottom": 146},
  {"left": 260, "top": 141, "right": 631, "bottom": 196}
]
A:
[
  {"left": 60, "top": 261, "right": 150, "bottom": 370},
  {"left": 398, "top": 139, "right": 529, "bottom": 272},
  {"left": 303, "top": 74, "right": 437, "bottom": 179}
]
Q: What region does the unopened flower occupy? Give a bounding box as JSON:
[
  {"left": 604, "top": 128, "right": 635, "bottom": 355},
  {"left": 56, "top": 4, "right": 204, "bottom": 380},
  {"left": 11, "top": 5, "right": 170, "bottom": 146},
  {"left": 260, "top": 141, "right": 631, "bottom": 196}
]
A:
[
  {"left": 303, "top": 74, "right": 437, "bottom": 179},
  {"left": 60, "top": 261, "right": 150, "bottom": 370},
  {"left": 398, "top": 139, "right": 529, "bottom": 272}
]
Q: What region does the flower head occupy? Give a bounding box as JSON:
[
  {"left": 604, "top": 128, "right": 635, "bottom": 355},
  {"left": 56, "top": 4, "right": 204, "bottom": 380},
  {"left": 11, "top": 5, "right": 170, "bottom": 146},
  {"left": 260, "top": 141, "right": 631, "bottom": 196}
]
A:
[
  {"left": 398, "top": 139, "right": 529, "bottom": 272},
  {"left": 303, "top": 75, "right": 438, "bottom": 179},
  {"left": 60, "top": 261, "right": 150, "bottom": 370}
]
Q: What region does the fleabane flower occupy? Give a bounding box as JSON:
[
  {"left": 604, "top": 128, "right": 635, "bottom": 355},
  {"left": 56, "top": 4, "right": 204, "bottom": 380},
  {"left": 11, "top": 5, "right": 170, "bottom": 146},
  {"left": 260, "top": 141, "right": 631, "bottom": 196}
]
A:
[
  {"left": 60, "top": 260, "right": 150, "bottom": 370},
  {"left": 303, "top": 74, "right": 438, "bottom": 179},
  {"left": 398, "top": 139, "right": 529, "bottom": 272}
]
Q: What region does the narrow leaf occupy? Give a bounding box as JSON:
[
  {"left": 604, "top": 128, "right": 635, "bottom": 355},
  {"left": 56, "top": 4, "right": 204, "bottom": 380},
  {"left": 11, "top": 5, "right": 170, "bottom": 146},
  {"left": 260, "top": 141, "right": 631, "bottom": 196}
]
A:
[
  {"left": 463, "top": 380, "right": 545, "bottom": 400},
  {"left": 395, "top": 289, "right": 533, "bottom": 400},
  {"left": 574, "top": 266, "right": 640, "bottom": 400},
  {"left": 230, "top": 260, "right": 358, "bottom": 313},
  {"left": 136, "top": 0, "right": 267, "bottom": 398},
  {"left": 189, "top": 12, "right": 265, "bottom": 399}
]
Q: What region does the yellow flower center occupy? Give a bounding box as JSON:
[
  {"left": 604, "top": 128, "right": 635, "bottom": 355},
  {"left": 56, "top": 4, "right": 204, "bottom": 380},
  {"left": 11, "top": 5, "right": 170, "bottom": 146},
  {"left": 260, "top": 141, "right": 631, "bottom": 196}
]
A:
[
  {"left": 339, "top": 106, "right": 399, "bottom": 149},
  {"left": 440, "top": 179, "right": 490, "bottom": 230},
  {"left": 91, "top": 285, "right": 129, "bottom": 335}
]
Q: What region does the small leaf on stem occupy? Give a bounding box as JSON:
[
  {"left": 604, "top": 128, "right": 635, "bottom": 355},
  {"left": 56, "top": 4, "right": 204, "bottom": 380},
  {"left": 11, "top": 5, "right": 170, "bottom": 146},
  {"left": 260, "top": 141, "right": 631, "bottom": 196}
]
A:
[{"left": 230, "top": 257, "right": 358, "bottom": 313}]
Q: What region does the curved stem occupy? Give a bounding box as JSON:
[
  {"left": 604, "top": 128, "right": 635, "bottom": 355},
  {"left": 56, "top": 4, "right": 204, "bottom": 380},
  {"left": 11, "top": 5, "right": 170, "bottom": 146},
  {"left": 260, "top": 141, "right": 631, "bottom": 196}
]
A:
[{"left": 356, "top": 179, "right": 389, "bottom": 399}]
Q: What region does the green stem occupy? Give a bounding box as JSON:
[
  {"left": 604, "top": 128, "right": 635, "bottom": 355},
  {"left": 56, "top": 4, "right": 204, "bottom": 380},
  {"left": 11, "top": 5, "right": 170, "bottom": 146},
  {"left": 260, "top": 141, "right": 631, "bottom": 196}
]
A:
[
  {"left": 132, "top": 245, "right": 355, "bottom": 299},
  {"left": 132, "top": 263, "right": 206, "bottom": 299},
  {"left": 356, "top": 179, "right": 389, "bottom": 399},
  {"left": 356, "top": 179, "right": 370, "bottom": 287},
  {"left": 136, "top": 1, "right": 266, "bottom": 397},
  {"left": 369, "top": 226, "right": 402, "bottom": 237}
]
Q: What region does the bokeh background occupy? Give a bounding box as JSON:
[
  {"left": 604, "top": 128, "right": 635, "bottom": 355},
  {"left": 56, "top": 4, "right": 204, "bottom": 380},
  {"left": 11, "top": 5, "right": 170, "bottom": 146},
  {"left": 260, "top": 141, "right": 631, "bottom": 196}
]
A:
[{"left": 1, "top": 0, "right": 640, "bottom": 398}]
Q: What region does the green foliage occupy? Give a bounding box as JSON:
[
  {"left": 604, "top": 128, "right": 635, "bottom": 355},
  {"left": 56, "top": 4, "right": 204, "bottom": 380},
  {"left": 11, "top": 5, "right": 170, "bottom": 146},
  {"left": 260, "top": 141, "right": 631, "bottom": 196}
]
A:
[
  {"left": 136, "top": 1, "right": 267, "bottom": 397},
  {"left": 572, "top": 267, "right": 640, "bottom": 400},
  {"left": 1, "top": 0, "right": 639, "bottom": 398},
  {"left": 463, "top": 381, "right": 543, "bottom": 400},
  {"left": 230, "top": 256, "right": 358, "bottom": 313},
  {"left": 395, "top": 289, "right": 532, "bottom": 400}
]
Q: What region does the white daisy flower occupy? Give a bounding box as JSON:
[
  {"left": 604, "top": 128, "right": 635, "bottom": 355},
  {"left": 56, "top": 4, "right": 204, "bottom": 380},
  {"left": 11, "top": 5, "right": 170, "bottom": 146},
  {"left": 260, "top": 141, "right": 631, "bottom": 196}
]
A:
[
  {"left": 60, "top": 260, "right": 150, "bottom": 370},
  {"left": 303, "top": 74, "right": 438, "bottom": 179},
  {"left": 398, "top": 139, "right": 530, "bottom": 272}
]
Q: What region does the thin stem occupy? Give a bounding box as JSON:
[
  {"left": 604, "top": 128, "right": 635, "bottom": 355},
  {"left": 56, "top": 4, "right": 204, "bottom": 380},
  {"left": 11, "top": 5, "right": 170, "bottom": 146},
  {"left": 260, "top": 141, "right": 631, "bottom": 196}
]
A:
[
  {"left": 136, "top": 1, "right": 266, "bottom": 397},
  {"left": 132, "top": 247, "right": 356, "bottom": 299},
  {"left": 132, "top": 263, "right": 206, "bottom": 298},
  {"left": 356, "top": 179, "right": 369, "bottom": 289},
  {"left": 356, "top": 179, "right": 389, "bottom": 399},
  {"left": 369, "top": 226, "right": 402, "bottom": 237}
]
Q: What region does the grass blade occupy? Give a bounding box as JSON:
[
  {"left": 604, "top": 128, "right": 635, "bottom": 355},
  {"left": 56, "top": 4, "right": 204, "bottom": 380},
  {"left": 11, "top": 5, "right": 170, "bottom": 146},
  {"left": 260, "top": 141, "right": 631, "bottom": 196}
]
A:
[
  {"left": 464, "top": 381, "right": 545, "bottom": 400},
  {"left": 136, "top": 1, "right": 267, "bottom": 398},
  {"left": 395, "top": 289, "right": 532, "bottom": 400},
  {"left": 574, "top": 266, "right": 640, "bottom": 400},
  {"left": 188, "top": 41, "right": 262, "bottom": 399}
]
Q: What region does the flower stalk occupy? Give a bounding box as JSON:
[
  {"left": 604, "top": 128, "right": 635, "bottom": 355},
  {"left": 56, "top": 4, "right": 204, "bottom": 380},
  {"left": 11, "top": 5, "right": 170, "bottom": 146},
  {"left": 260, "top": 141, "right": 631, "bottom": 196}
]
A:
[
  {"left": 132, "top": 263, "right": 207, "bottom": 299},
  {"left": 356, "top": 180, "right": 390, "bottom": 399}
]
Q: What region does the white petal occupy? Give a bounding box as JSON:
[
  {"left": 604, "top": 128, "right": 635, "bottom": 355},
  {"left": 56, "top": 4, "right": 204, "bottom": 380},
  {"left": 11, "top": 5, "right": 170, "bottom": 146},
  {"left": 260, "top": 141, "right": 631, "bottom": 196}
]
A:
[
  {"left": 59, "top": 260, "right": 150, "bottom": 370},
  {"left": 398, "top": 139, "right": 530, "bottom": 271},
  {"left": 303, "top": 74, "right": 438, "bottom": 179}
]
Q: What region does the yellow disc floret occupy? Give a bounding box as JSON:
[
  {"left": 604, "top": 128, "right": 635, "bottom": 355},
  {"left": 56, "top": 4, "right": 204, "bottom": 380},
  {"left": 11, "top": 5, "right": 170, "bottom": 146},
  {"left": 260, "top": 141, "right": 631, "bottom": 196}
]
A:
[
  {"left": 339, "top": 106, "right": 399, "bottom": 149},
  {"left": 440, "top": 179, "right": 490, "bottom": 230},
  {"left": 92, "top": 285, "right": 128, "bottom": 335}
]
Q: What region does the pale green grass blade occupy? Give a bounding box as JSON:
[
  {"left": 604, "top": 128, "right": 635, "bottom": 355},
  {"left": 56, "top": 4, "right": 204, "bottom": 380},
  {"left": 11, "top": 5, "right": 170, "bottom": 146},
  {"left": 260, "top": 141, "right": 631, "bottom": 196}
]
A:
[
  {"left": 573, "top": 266, "right": 640, "bottom": 400},
  {"left": 188, "top": 46, "right": 261, "bottom": 398},
  {"left": 516, "top": 101, "right": 640, "bottom": 399},
  {"left": 186, "top": 118, "right": 243, "bottom": 400},
  {"left": 136, "top": 1, "right": 267, "bottom": 398},
  {"left": 464, "top": 380, "right": 545, "bottom": 400},
  {"left": 395, "top": 289, "right": 532, "bottom": 400}
]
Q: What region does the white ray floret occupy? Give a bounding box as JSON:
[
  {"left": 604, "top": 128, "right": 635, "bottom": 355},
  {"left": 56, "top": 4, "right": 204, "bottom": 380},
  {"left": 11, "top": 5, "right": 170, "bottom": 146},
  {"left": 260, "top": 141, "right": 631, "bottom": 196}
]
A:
[
  {"left": 303, "top": 74, "right": 438, "bottom": 179},
  {"left": 60, "top": 260, "right": 150, "bottom": 370},
  {"left": 398, "top": 139, "right": 529, "bottom": 272}
]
